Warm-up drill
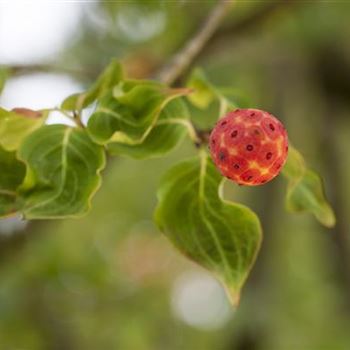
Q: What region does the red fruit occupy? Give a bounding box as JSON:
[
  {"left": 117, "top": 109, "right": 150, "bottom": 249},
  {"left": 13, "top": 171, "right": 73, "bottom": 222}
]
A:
[{"left": 209, "top": 108, "right": 288, "bottom": 186}]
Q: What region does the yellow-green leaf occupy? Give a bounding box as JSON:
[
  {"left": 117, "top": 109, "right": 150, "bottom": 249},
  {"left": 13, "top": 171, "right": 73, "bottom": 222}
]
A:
[
  {"left": 0, "top": 107, "right": 46, "bottom": 151},
  {"left": 61, "top": 59, "right": 123, "bottom": 111},
  {"left": 186, "top": 68, "right": 216, "bottom": 109},
  {"left": 282, "top": 145, "right": 336, "bottom": 227},
  {"left": 186, "top": 68, "right": 246, "bottom": 111}
]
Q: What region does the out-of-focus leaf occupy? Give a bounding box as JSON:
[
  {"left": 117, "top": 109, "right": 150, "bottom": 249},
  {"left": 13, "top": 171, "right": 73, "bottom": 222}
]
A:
[
  {"left": 186, "top": 68, "right": 216, "bottom": 109},
  {"left": 154, "top": 152, "right": 262, "bottom": 305},
  {"left": 282, "top": 146, "right": 305, "bottom": 179},
  {"left": 186, "top": 68, "right": 247, "bottom": 120},
  {"left": 0, "top": 146, "right": 26, "bottom": 218},
  {"left": 282, "top": 146, "right": 335, "bottom": 227},
  {"left": 18, "top": 125, "right": 106, "bottom": 219},
  {"left": 216, "top": 87, "right": 251, "bottom": 109},
  {"left": 108, "top": 98, "right": 190, "bottom": 159},
  {"left": 87, "top": 80, "right": 190, "bottom": 146},
  {"left": 0, "top": 107, "right": 46, "bottom": 151},
  {"left": 61, "top": 60, "right": 123, "bottom": 111}
]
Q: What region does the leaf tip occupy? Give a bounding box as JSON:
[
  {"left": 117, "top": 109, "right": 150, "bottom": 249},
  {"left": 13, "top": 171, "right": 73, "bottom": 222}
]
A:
[
  {"left": 322, "top": 207, "right": 336, "bottom": 228},
  {"left": 224, "top": 286, "right": 241, "bottom": 308}
]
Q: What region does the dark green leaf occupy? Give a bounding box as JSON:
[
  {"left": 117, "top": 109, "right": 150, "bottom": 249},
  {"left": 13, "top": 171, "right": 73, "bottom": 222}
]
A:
[
  {"left": 282, "top": 146, "right": 335, "bottom": 227},
  {"left": 0, "top": 146, "right": 26, "bottom": 218},
  {"left": 107, "top": 98, "right": 190, "bottom": 159},
  {"left": 61, "top": 60, "right": 123, "bottom": 111},
  {"left": 0, "top": 107, "right": 46, "bottom": 151},
  {"left": 18, "top": 125, "right": 106, "bottom": 219},
  {"left": 155, "top": 152, "right": 262, "bottom": 305}
]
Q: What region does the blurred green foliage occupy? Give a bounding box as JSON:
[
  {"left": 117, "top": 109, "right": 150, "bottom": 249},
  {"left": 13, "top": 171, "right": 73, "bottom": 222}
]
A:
[{"left": 1, "top": 1, "right": 350, "bottom": 349}]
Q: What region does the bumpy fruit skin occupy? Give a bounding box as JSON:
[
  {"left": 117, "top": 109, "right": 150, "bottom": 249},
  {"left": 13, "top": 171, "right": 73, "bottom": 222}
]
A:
[{"left": 209, "top": 108, "right": 288, "bottom": 186}]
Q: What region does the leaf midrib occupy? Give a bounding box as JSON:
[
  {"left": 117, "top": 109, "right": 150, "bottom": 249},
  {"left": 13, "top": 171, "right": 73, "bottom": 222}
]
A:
[
  {"left": 198, "top": 153, "right": 233, "bottom": 281},
  {"left": 25, "top": 128, "right": 72, "bottom": 214}
]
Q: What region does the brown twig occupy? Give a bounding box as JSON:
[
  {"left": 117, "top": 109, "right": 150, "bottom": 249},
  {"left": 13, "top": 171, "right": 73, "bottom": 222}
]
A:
[{"left": 156, "top": 0, "right": 234, "bottom": 86}]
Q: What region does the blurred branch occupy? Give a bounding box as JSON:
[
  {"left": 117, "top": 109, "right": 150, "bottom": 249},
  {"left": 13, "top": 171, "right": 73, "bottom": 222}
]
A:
[
  {"left": 207, "top": 0, "right": 295, "bottom": 46},
  {"left": 6, "top": 64, "right": 92, "bottom": 80},
  {"left": 156, "top": 0, "right": 234, "bottom": 85},
  {"left": 5, "top": 1, "right": 296, "bottom": 85}
]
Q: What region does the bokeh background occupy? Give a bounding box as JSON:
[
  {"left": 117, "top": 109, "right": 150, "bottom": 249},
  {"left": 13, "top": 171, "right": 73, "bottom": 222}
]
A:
[{"left": 1, "top": 1, "right": 350, "bottom": 349}]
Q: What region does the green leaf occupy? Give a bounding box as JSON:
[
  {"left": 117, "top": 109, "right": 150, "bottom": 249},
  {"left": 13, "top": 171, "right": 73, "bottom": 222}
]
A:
[
  {"left": 61, "top": 59, "right": 123, "bottom": 111},
  {"left": 0, "top": 107, "right": 46, "bottom": 151},
  {"left": 282, "top": 146, "right": 336, "bottom": 227},
  {"left": 87, "top": 80, "right": 190, "bottom": 146},
  {"left": 186, "top": 68, "right": 245, "bottom": 124},
  {"left": 154, "top": 152, "right": 262, "bottom": 305},
  {"left": 215, "top": 87, "right": 251, "bottom": 109},
  {"left": 186, "top": 68, "right": 216, "bottom": 109},
  {"left": 282, "top": 145, "right": 305, "bottom": 179},
  {"left": 107, "top": 98, "right": 190, "bottom": 159},
  {"left": 18, "top": 125, "right": 106, "bottom": 219},
  {"left": 0, "top": 146, "right": 26, "bottom": 218}
]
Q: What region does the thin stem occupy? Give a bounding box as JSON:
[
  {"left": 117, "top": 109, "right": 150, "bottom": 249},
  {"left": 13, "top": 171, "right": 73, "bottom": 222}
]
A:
[
  {"left": 49, "top": 108, "right": 72, "bottom": 119},
  {"left": 73, "top": 110, "right": 85, "bottom": 128},
  {"left": 48, "top": 108, "right": 84, "bottom": 128},
  {"left": 6, "top": 64, "right": 89, "bottom": 79},
  {"left": 156, "top": 0, "right": 234, "bottom": 85}
]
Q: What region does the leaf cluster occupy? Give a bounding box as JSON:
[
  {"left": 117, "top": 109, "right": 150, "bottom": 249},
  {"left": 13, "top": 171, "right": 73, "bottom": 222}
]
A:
[{"left": 0, "top": 61, "right": 335, "bottom": 305}]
